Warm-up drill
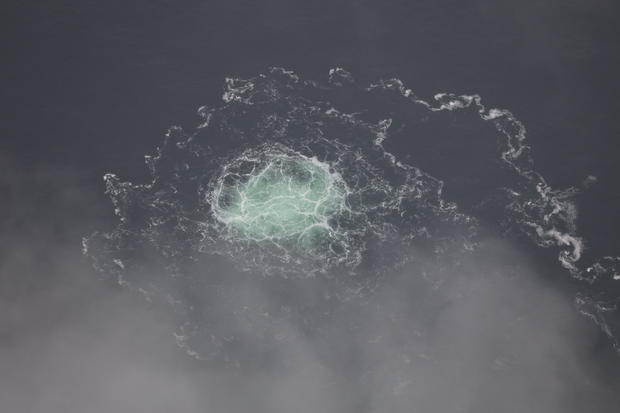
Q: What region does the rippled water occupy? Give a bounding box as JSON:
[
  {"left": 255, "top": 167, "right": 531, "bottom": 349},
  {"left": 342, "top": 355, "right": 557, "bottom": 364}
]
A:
[{"left": 84, "top": 67, "right": 620, "bottom": 358}]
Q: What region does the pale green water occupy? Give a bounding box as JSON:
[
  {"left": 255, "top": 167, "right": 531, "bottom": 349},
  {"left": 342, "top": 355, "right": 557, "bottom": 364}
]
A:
[{"left": 212, "top": 152, "right": 349, "bottom": 250}]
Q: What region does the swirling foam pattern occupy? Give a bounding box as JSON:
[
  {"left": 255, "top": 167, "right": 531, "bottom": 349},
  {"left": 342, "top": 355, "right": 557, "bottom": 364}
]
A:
[
  {"left": 213, "top": 149, "right": 348, "bottom": 245},
  {"left": 209, "top": 145, "right": 354, "bottom": 269},
  {"left": 84, "top": 67, "right": 620, "bottom": 357}
]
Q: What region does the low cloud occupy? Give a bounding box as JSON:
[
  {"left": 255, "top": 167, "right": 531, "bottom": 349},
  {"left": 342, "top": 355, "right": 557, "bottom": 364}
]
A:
[{"left": 1, "top": 160, "right": 619, "bottom": 413}]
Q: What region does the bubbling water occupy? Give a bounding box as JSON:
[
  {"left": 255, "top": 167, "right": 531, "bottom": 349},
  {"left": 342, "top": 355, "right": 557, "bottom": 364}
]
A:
[
  {"left": 83, "top": 67, "right": 620, "bottom": 355},
  {"left": 210, "top": 147, "right": 351, "bottom": 254}
]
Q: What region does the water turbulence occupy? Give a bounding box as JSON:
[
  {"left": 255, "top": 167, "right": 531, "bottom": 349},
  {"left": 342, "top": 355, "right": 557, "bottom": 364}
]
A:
[
  {"left": 210, "top": 145, "right": 352, "bottom": 269},
  {"left": 84, "top": 67, "right": 620, "bottom": 358}
]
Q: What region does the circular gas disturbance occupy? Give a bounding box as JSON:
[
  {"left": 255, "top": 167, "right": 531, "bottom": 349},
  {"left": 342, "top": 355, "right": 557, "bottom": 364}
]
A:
[{"left": 211, "top": 150, "right": 351, "bottom": 255}]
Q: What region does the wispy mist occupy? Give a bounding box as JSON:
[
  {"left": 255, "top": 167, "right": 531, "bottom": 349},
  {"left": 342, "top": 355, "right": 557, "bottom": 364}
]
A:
[{"left": 1, "top": 159, "right": 619, "bottom": 412}]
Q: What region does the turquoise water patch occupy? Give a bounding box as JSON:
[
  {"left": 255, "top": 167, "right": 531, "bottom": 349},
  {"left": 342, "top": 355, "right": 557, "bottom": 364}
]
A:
[{"left": 211, "top": 147, "right": 351, "bottom": 257}]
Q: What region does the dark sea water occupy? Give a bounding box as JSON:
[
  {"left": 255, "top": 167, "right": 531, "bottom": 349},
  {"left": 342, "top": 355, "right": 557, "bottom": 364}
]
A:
[{"left": 2, "top": 1, "right": 620, "bottom": 412}]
